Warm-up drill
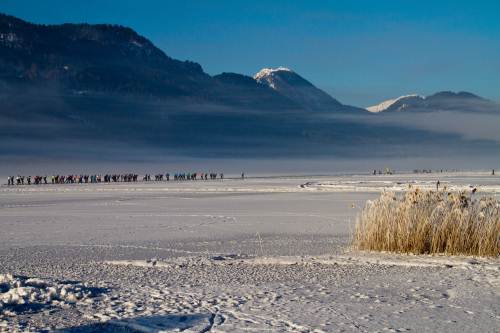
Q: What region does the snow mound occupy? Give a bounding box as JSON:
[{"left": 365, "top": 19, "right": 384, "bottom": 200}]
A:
[
  {"left": 366, "top": 94, "right": 422, "bottom": 113},
  {"left": 0, "top": 274, "right": 94, "bottom": 312}
]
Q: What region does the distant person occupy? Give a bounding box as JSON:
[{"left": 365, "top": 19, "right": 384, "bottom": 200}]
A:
[
  {"left": 436, "top": 180, "right": 440, "bottom": 191},
  {"left": 241, "top": 172, "right": 245, "bottom": 179},
  {"left": 493, "top": 169, "right": 495, "bottom": 176}
]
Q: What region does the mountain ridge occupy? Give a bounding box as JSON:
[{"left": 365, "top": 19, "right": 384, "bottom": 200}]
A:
[
  {"left": 367, "top": 91, "right": 498, "bottom": 113},
  {"left": 0, "top": 12, "right": 363, "bottom": 113},
  {"left": 254, "top": 66, "right": 349, "bottom": 112}
]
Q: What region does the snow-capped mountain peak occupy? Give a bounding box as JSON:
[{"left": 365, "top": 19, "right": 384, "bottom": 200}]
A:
[
  {"left": 254, "top": 67, "right": 292, "bottom": 82},
  {"left": 366, "top": 94, "right": 423, "bottom": 112},
  {"left": 252, "top": 66, "right": 355, "bottom": 112}
]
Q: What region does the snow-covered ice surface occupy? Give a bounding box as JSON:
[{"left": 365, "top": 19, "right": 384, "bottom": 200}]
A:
[{"left": 0, "top": 173, "right": 498, "bottom": 332}]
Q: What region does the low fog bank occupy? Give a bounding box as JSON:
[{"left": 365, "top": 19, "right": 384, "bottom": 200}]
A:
[
  {"left": 322, "top": 108, "right": 500, "bottom": 143},
  {"left": 363, "top": 111, "right": 500, "bottom": 142},
  {"left": 1, "top": 89, "right": 499, "bottom": 178},
  {"left": 1, "top": 152, "right": 499, "bottom": 179}
]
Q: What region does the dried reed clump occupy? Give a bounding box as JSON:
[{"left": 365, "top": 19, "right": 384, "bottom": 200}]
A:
[{"left": 353, "top": 189, "right": 500, "bottom": 257}]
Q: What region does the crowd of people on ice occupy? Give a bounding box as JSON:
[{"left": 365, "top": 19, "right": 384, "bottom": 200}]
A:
[{"left": 5, "top": 172, "right": 236, "bottom": 186}]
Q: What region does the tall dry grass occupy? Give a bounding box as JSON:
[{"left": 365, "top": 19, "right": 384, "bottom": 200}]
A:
[{"left": 353, "top": 188, "right": 500, "bottom": 257}]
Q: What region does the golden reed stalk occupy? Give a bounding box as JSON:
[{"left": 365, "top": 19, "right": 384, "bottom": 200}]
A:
[{"left": 353, "top": 189, "right": 500, "bottom": 257}]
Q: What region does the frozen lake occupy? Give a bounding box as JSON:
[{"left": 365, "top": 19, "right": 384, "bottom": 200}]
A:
[{"left": 0, "top": 173, "right": 498, "bottom": 332}]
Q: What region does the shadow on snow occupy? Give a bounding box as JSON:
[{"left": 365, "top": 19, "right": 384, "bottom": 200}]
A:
[{"left": 55, "top": 313, "right": 215, "bottom": 333}]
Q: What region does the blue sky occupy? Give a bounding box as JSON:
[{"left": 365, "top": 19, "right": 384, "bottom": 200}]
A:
[{"left": 1, "top": 0, "right": 499, "bottom": 106}]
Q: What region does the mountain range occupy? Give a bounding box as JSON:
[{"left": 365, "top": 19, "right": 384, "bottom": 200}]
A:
[
  {"left": 367, "top": 92, "right": 499, "bottom": 114},
  {"left": 0, "top": 12, "right": 498, "bottom": 161},
  {"left": 0, "top": 13, "right": 364, "bottom": 113}
]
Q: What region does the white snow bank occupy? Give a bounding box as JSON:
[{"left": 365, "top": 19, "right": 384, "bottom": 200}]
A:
[
  {"left": 301, "top": 180, "right": 500, "bottom": 193},
  {"left": 0, "top": 274, "right": 94, "bottom": 311},
  {"left": 105, "top": 253, "right": 499, "bottom": 271}
]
